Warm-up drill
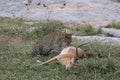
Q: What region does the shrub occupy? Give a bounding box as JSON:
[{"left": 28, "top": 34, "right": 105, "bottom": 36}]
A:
[
  {"left": 105, "top": 21, "right": 120, "bottom": 29},
  {"left": 111, "top": 0, "right": 120, "bottom": 2}
]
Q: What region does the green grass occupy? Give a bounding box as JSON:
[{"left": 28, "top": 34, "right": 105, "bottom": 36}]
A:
[
  {"left": 0, "top": 37, "right": 120, "bottom": 80},
  {"left": 0, "top": 17, "right": 120, "bottom": 80},
  {"left": 0, "top": 17, "right": 64, "bottom": 40},
  {"left": 68, "top": 25, "right": 102, "bottom": 36}
]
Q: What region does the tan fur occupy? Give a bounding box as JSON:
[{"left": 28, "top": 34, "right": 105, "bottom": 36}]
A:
[{"left": 41, "top": 46, "right": 85, "bottom": 70}]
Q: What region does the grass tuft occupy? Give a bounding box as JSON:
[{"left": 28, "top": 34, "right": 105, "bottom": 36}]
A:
[
  {"left": 105, "top": 21, "right": 120, "bottom": 29},
  {"left": 111, "top": 0, "right": 120, "bottom": 2}
]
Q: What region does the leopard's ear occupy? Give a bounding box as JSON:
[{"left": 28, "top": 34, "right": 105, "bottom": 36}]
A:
[
  {"left": 65, "top": 33, "right": 72, "bottom": 41},
  {"left": 65, "top": 33, "right": 72, "bottom": 38}
]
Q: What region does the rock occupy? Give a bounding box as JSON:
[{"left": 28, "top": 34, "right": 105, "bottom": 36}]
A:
[
  {"left": 72, "top": 35, "right": 120, "bottom": 45},
  {"left": 0, "top": 0, "right": 120, "bottom": 27},
  {"left": 101, "top": 28, "right": 120, "bottom": 37}
]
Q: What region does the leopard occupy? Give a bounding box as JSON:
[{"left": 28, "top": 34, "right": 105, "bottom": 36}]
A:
[{"left": 32, "top": 30, "right": 72, "bottom": 56}]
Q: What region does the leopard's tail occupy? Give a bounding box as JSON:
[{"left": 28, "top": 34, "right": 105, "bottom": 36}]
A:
[
  {"left": 41, "top": 55, "right": 59, "bottom": 65},
  {"left": 77, "top": 42, "right": 90, "bottom": 48}
]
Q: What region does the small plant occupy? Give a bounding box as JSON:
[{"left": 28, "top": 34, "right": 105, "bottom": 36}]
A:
[
  {"left": 84, "top": 25, "right": 93, "bottom": 33},
  {"left": 96, "top": 28, "right": 102, "bottom": 34},
  {"left": 34, "top": 20, "right": 63, "bottom": 36},
  {"left": 105, "top": 21, "right": 120, "bottom": 29},
  {"left": 111, "top": 0, "right": 120, "bottom": 2},
  {"left": 27, "top": 20, "right": 64, "bottom": 40}
]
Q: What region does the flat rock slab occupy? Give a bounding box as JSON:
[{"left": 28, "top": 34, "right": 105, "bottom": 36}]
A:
[
  {"left": 101, "top": 28, "right": 120, "bottom": 37},
  {"left": 0, "top": 0, "right": 120, "bottom": 27},
  {"left": 72, "top": 35, "right": 120, "bottom": 45}
]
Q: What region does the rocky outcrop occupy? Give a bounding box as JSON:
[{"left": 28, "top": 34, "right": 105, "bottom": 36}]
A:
[
  {"left": 101, "top": 28, "right": 120, "bottom": 38},
  {"left": 0, "top": 0, "right": 120, "bottom": 27},
  {"left": 72, "top": 36, "right": 120, "bottom": 44}
]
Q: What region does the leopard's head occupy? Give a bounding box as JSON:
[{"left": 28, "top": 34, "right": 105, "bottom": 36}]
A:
[{"left": 55, "top": 30, "right": 72, "bottom": 46}]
